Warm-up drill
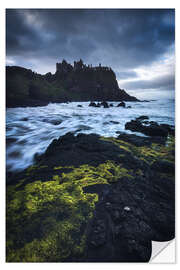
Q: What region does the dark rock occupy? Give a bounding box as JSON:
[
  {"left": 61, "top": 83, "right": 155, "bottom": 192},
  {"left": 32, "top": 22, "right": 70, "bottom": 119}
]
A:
[
  {"left": 151, "top": 160, "right": 175, "bottom": 174},
  {"left": 101, "top": 101, "right": 109, "bottom": 108},
  {"left": 136, "top": 116, "right": 149, "bottom": 121},
  {"left": 127, "top": 106, "right": 132, "bottom": 108},
  {"left": 83, "top": 184, "right": 110, "bottom": 200},
  {"left": 30, "top": 132, "right": 144, "bottom": 171},
  {"left": 88, "top": 219, "right": 107, "bottom": 247},
  {"left": 85, "top": 168, "right": 174, "bottom": 262},
  {"left": 105, "top": 202, "right": 112, "bottom": 210},
  {"left": 51, "top": 120, "right": 62, "bottom": 125},
  {"left": 117, "top": 132, "right": 166, "bottom": 146},
  {"left": 109, "top": 103, "right": 114, "bottom": 107},
  {"left": 43, "top": 119, "right": 62, "bottom": 125},
  {"left": 77, "top": 104, "right": 83, "bottom": 107},
  {"left": 142, "top": 121, "right": 149, "bottom": 125},
  {"left": 160, "top": 124, "right": 175, "bottom": 136},
  {"left": 125, "top": 119, "right": 169, "bottom": 137},
  {"left": 117, "top": 101, "right": 126, "bottom": 108},
  {"left": 125, "top": 120, "right": 143, "bottom": 132},
  {"left": 144, "top": 124, "right": 168, "bottom": 137},
  {"left": 21, "top": 117, "right": 28, "bottom": 121},
  {"left": 89, "top": 101, "right": 97, "bottom": 107},
  {"left": 88, "top": 101, "right": 101, "bottom": 108},
  {"left": 149, "top": 121, "right": 157, "bottom": 125},
  {"left": 6, "top": 131, "right": 175, "bottom": 262},
  {"left": 109, "top": 207, "right": 122, "bottom": 223},
  {"left": 110, "top": 121, "right": 119, "bottom": 124}
]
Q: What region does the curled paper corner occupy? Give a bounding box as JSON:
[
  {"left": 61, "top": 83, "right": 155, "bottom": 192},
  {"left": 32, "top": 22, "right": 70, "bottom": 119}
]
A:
[{"left": 150, "top": 240, "right": 175, "bottom": 263}]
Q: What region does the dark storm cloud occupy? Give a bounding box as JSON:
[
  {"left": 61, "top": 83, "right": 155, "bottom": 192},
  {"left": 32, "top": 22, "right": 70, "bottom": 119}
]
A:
[
  {"left": 6, "top": 10, "right": 40, "bottom": 55},
  {"left": 6, "top": 9, "right": 175, "bottom": 97},
  {"left": 6, "top": 9, "right": 175, "bottom": 66},
  {"left": 116, "top": 71, "right": 138, "bottom": 80}
]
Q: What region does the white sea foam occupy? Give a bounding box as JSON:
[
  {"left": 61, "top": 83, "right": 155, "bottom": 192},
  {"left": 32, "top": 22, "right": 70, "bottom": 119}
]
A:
[{"left": 6, "top": 99, "right": 175, "bottom": 172}]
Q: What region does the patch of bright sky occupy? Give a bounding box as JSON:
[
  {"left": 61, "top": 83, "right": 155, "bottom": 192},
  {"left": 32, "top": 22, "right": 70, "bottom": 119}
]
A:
[
  {"left": 24, "top": 11, "right": 56, "bottom": 42},
  {"left": 24, "top": 10, "right": 44, "bottom": 29},
  {"left": 6, "top": 55, "right": 56, "bottom": 74},
  {"left": 127, "top": 88, "right": 175, "bottom": 100},
  {"left": 118, "top": 45, "right": 175, "bottom": 87},
  {"left": 6, "top": 58, "right": 15, "bottom": 65},
  {"left": 118, "top": 44, "right": 175, "bottom": 100}
]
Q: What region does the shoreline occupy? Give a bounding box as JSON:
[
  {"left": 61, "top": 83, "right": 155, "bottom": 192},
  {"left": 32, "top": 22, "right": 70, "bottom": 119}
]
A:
[
  {"left": 6, "top": 106, "right": 175, "bottom": 174},
  {"left": 6, "top": 99, "right": 142, "bottom": 109}
]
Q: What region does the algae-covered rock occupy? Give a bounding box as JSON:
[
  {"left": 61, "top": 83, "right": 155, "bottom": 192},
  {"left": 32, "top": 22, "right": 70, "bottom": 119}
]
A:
[{"left": 6, "top": 133, "right": 175, "bottom": 262}]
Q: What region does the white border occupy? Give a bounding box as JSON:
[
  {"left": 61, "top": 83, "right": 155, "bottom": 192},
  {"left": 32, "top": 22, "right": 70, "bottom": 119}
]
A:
[{"left": 1, "top": 1, "right": 179, "bottom": 268}]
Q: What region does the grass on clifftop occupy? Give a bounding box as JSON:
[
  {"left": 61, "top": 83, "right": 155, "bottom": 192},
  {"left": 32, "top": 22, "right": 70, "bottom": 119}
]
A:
[{"left": 6, "top": 136, "right": 175, "bottom": 262}]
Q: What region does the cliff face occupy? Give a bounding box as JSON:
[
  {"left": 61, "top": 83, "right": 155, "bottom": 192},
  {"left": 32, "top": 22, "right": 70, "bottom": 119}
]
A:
[{"left": 6, "top": 60, "right": 138, "bottom": 107}]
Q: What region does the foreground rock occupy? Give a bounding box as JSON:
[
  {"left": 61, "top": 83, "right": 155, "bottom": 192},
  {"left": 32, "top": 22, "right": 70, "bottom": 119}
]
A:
[
  {"left": 6, "top": 132, "right": 175, "bottom": 262},
  {"left": 125, "top": 117, "right": 175, "bottom": 137},
  {"left": 116, "top": 132, "right": 167, "bottom": 146}
]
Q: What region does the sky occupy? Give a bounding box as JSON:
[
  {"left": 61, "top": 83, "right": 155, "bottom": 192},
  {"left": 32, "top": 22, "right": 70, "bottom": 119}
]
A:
[{"left": 6, "top": 9, "right": 175, "bottom": 100}]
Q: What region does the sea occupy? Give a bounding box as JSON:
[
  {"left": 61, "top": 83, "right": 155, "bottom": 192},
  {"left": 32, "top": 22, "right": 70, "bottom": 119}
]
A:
[{"left": 6, "top": 99, "right": 175, "bottom": 172}]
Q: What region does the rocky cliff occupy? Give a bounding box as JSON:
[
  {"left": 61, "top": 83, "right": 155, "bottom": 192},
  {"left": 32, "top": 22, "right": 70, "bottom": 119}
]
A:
[{"left": 6, "top": 60, "right": 138, "bottom": 107}]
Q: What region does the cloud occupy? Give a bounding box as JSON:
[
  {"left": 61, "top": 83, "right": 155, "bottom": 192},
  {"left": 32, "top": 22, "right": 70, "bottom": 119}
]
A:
[
  {"left": 118, "top": 48, "right": 175, "bottom": 97},
  {"left": 120, "top": 73, "right": 175, "bottom": 91},
  {"left": 116, "top": 71, "right": 138, "bottom": 80},
  {"left": 6, "top": 9, "right": 175, "bottom": 98}
]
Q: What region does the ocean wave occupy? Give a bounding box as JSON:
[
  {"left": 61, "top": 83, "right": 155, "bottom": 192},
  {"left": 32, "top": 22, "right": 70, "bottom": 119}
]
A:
[{"left": 6, "top": 100, "right": 175, "bottom": 172}]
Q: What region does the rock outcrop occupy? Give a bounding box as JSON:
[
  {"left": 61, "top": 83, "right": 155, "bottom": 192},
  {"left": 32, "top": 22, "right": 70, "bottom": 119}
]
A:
[
  {"left": 117, "top": 101, "right": 126, "bottom": 108},
  {"left": 6, "top": 131, "right": 175, "bottom": 262},
  {"left": 125, "top": 117, "right": 175, "bottom": 137},
  {"left": 6, "top": 61, "right": 138, "bottom": 107}
]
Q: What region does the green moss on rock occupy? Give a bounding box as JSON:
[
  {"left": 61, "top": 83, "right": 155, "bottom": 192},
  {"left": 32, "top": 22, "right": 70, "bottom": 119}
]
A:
[
  {"left": 7, "top": 176, "right": 98, "bottom": 262},
  {"left": 6, "top": 135, "right": 175, "bottom": 262}
]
